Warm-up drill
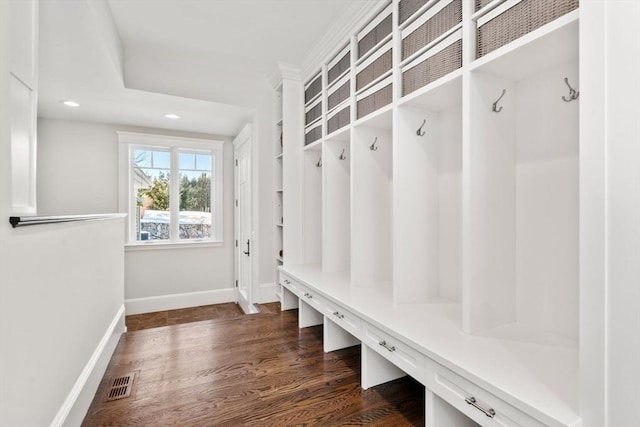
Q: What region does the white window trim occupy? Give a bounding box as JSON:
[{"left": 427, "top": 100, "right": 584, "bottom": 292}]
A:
[{"left": 117, "top": 131, "right": 224, "bottom": 247}]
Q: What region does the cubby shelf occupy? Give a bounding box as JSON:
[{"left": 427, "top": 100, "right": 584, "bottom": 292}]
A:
[
  {"left": 274, "top": 89, "right": 284, "bottom": 279},
  {"left": 279, "top": 0, "right": 583, "bottom": 425}
]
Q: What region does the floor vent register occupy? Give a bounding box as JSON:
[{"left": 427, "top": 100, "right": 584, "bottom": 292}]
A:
[{"left": 105, "top": 372, "right": 136, "bottom": 402}]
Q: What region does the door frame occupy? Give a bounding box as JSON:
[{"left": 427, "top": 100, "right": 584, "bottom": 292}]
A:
[{"left": 233, "top": 124, "right": 259, "bottom": 314}]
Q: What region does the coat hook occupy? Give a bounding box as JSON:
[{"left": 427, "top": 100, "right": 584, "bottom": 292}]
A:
[
  {"left": 316, "top": 156, "right": 322, "bottom": 167},
  {"left": 416, "top": 119, "right": 426, "bottom": 136},
  {"left": 370, "top": 137, "right": 378, "bottom": 151},
  {"left": 562, "top": 77, "right": 579, "bottom": 102},
  {"left": 339, "top": 148, "right": 346, "bottom": 160},
  {"left": 492, "top": 89, "right": 506, "bottom": 113}
]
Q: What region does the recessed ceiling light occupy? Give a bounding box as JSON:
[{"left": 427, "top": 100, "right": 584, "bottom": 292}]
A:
[
  {"left": 60, "top": 100, "right": 80, "bottom": 107},
  {"left": 164, "top": 113, "right": 180, "bottom": 119}
]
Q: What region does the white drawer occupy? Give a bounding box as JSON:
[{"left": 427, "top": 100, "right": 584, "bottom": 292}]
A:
[
  {"left": 425, "top": 359, "right": 545, "bottom": 427},
  {"left": 297, "top": 283, "right": 324, "bottom": 312},
  {"left": 362, "top": 322, "right": 424, "bottom": 381},
  {"left": 280, "top": 273, "right": 299, "bottom": 293},
  {"left": 324, "top": 300, "right": 361, "bottom": 338}
]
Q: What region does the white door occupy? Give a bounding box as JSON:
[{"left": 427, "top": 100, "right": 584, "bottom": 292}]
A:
[{"left": 233, "top": 125, "right": 258, "bottom": 314}]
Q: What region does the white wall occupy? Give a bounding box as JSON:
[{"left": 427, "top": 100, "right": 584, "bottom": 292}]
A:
[
  {"left": 37, "top": 118, "right": 238, "bottom": 310},
  {"left": 0, "top": 4, "right": 126, "bottom": 425},
  {"left": 122, "top": 52, "right": 278, "bottom": 297},
  {"left": 37, "top": 119, "right": 119, "bottom": 215}
]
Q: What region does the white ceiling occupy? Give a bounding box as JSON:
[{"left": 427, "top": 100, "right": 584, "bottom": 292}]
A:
[
  {"left": 109, "top": 0, "right": 362, "bottom": 77},
  {"left": 38, "top": 0, "right": 370, "bottom": 137}
]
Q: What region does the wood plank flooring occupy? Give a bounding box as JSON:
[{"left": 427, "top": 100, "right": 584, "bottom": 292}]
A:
[
  {"left": 125, "top": 303, "right": 248, "bottom": 331},
  {"left": 83, "top": 303, "right": 424, "bottom": 426}
]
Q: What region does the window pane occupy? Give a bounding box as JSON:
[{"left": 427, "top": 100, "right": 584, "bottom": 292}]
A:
[
  {"left": 133, "top": 148, "right": 171, "bottom": 241},
  {"left": 196, "top": 154, "right": 212, "bottom": 171},
  {"left": 179, "top": 152, "right": 211, "bottom": 239},
  {"left": 179, "top": 152, "right": 195, "bottom": 170},
  {"left": 152, "top": 151, "right": 170, "bottom": 169}
]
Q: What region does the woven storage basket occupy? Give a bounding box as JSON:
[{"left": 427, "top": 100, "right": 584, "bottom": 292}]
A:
[
  {"left": 399, "top": 0, "right": 429, "bottom": 25},
  {"left": 356, "top": 49, "right": 392, "bottom": 91},
  {"left": 402, "top": 39, "right": 462, "bottom": 96},
  {"left": 357, "top": 84, "right": 392, "bottom": 119},
  {"left": 328, "top": 51, "right": 350, "bottom": 85},
  {"left": 327, "top": 106, "right": 351, "bottom": 135},
  {"left": 475, "top": 0, "right": 493, "bottom": 12},
  {"left": 328, "top": 80, "right": 350, "bottom": 111},
  {"left": 305, "top": 101, "right": 322, "bottom": 126},
  {"left": 305, "top": 74, "right": 322, "bottom": 104},
  {"left": 402, "top": 0, "right": 462, "bottom": 60},
  {"left": 358, "top": 13, "right": 392, "bottom": 59},
  {"left": 477, "top": 0, "right": 579, "bottom": 58},
  {"left": 305, "top": 125, "right": 322, "bottom": 146}
]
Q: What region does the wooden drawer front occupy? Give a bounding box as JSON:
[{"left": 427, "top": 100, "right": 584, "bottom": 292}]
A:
[
  {"left": 362, "top": 322, "right": 424, "bottom": 380},
  {"left": 324, "top": 301, "right": 361, "bottom": 338},
  {"left": 297, "top": 283, "right": 324, "bottom": 312},
  {"left": 427, "top": 360, "right": 545, "bottom": 427}
]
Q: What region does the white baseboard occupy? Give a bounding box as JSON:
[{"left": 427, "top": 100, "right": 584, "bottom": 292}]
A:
[
  {"left": 125, "top": 288, "right": 236, "bottom": 315},
  {"left": 52, "top": 305, "right": 126, "bottom": 427},
  {"left": 258, "top": 282, "right": 279, "bottom": 304}
]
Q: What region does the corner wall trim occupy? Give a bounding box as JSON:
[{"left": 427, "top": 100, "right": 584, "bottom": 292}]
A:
[
  {"left": 50, "top": 304, "right": 126, "bottom": 427},
  {"left": 258, "top": 282, "right": 279, "bottom": 304},
  {"left": 125, "top": 288, "right": 236, "bottom": 315}
]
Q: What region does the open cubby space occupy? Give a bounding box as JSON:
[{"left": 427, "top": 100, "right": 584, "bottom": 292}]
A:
[
  {"left": 394, "top": 94, "right": 462, "bottom": 304},
  {"left": 323, "top": 136, "right": 351, "bottom": 273},
  {"left": 471, "top": 10, "right": 578, "bottom": 82},
  {"left": 464, "top": 59, "right": 579, "bottom": 344},
  {"left": 351, "top": 123, "right": 393, "bottom": 290},
  {"left": 303, "top": 146, "right": 323, "bottom": 266},
  {"left": 426, "top": 392, "right": 480, "bottom": 427}
]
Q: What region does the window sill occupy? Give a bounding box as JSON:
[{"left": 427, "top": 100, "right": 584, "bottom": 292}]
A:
[{"left": 125, "top": 240, "right": 223, "bottom": 251}]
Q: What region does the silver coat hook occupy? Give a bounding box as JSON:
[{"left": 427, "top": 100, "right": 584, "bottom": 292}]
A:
[
  {"left": 339, "top": 148, "right": 346, "bottom": 160},
  {"left": 562, "top": 77, "right": 579, "bottom": 102},
  {"left": 416, "top": 119, "right": 426, "bottom": 136},
  {"left": 492, "top": 89, "right": 506, "bottom": 113},
  {"left": 316, "top": 156, "right": 322, "bottom": 167},
  {"left": 370, "top": 137, "right": 378, "bottom": 151}
]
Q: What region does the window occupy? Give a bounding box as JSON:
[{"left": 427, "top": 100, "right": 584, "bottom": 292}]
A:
[{"left": 118, "top": 132, "right": 224, "bottom": 245}]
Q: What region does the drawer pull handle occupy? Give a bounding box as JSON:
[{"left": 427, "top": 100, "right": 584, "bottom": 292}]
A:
[
  {"left": 304, "top": 293, "right": 312, "bottom": 299},
  {"left": 333, "top": 311, "right": 344, "bottom": 319},
  {"left": 378, "top": 340, "right": 396, "bottom": 352},
  {"left": 284, "top": 279, "right": 290, "bottom": 284},
  {"left": 465, "top": 397, "right": 496, "bottom": 418}
]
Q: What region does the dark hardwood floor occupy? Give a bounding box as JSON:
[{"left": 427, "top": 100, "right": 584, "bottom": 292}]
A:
[
  {"left": 125, "top": 302, "right": 248, "bottom": 331},
  {"left": 83, "top": 303, "right": 424, "bottom": 426}
]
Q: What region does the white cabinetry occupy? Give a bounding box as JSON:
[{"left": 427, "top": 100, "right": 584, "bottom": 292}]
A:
[
  {"left": 279, "top": 0, "right": 637, "bottom": 426},
  {"left": 274, "top": 90, "right": 283, "bottom": 278}
]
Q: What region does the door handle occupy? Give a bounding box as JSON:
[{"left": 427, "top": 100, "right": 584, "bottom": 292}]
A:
[{"left": 243, "top": 239, "right": 250, "bottom": 256}]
